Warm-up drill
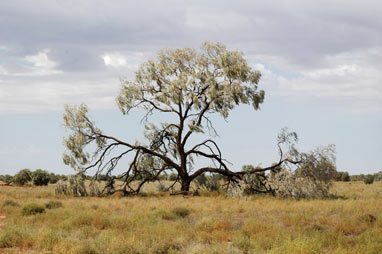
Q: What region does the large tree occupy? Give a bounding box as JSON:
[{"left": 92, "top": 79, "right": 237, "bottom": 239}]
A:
[{"left": 63, "top": 42, "right": 301, "bottom": 194}]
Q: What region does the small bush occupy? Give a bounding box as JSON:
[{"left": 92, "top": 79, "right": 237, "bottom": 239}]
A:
[
  {"left": 172, "top": 207, "right": 190, "bottom": 218},
  {"left": 45, "top": 201, "right": 63, "bottom": 209},
  {"left": 364, "top": 175, "right": 374, "bottom": 184},
  {"left": 2, "top": 200, "right": 19, "bottom": 207},
  {"left": 21, "top": 203, "right": 46, "bottom": 216}
]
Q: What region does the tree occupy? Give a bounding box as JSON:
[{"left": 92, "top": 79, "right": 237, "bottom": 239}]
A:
[
  {"left": 364, "top": 174, "right": 374, "bottom": 184},
  {"left": 13, "top": 169, "right": 32, "bottom": 186},
  {"left": 31, "top": 169, "right": 50, "bottom": 186},
  {"left": 62, "top": 42, "right": 304, "bottom": 195},
  {"left": 341, "top": 172, "right": 350, "bottom": 182},
  {"left": 48, "top": 173, "right": 60, "bottom": 184},
  {"left": 0, "top": 175, "right": 13, "bottom": 185}
]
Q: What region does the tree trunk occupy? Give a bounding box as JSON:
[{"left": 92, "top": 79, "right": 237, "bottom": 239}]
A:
[{"left": 180, "top": 179, "right": 191, "bottom": 191}]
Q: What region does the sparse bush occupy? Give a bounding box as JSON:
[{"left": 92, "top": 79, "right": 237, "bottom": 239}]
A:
[
  {"left": 21, "top": 203, "right": 46, "bottom": 216},
  {"left": 364, "top": 175, "right": 374, "bottom": 184},
  {"left": 45, "top": 201, "right": 63, "bottom": 209},
  {"left": 172, "top": 207, "right": 190, "bottom": 218},
  {"left": 32, "top": 169, "right": 50, "bottom": 186}
]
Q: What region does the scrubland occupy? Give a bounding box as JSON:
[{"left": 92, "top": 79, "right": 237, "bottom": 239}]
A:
[{"left": 0, "top": 182, "right": 381, "bottom": 254}]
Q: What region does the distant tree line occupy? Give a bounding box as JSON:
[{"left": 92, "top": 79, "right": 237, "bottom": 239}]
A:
[
  {"left": 1, "top": 168, "right": 380, "bottom": 187},
  {"left": 0, "top": 169, "right": 67, "bottom": 186},
  {"left": 350, "top": 172, "right": 381, "bottom": 184}
]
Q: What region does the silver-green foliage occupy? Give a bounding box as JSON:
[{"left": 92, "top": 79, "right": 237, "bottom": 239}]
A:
[
  {"left": 55, "top": 175, "right": 88, "bottom": 197},
  {"left": 267, "top": 168, "right": 330, "bottom": 199}
]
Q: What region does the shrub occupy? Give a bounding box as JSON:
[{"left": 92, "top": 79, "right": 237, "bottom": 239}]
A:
[
  {"left": 21, "top": 203, "right": 46, "bottom": 216},
  {"left": 2, "top": 200, "right": 19, "bottom": 207},
  {"left": 13, "top": 169, "right": 32, "bottom": 186},
  {"left": 172, "top": 207, "right": 190, "bottom": 218},
  {"left": 364, "top": 175, "right": 374, "bottom": 184},
  {"left": 32, "top": 169, "right": 50, "bottom": 186},
  {"left": 45, "top": 201, "right": 63, "bottom": 209}
]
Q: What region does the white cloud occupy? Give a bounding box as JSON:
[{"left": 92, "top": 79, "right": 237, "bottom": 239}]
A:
[
  {"left": 25, "top": 50, "right": 54, "bottom": 68},
  {"left": 254, "top": 47, "right": 382, "bottom": 112},
  {"left": 103, "top": 53, "right": 127, "bottom": 68},
  {"left": 0, "top": 76, "right": 121, "bottom": 114},
  {"left": 23, "top": 49, "right": 61, "bottom": 76}
]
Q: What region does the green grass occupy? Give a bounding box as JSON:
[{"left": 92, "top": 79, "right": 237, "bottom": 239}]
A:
[{"left": 0, "top": 182, "right": 381, "bottom": 253}]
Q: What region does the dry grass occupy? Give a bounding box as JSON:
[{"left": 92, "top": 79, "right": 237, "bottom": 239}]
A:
[{"left": 0, "top": 182, "right": 381, "bottom": 253}]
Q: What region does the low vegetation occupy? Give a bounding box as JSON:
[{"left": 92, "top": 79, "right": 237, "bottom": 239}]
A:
[
  {"left": 20, "top": 203, "right": 46, "bottom": 216},
  {"left": 0, "top": 182, "right": 381, "bottom": 253}
]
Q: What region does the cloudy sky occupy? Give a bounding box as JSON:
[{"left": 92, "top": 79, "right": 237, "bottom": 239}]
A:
[{"left": 1, "top": 0, "right": 381, "bottom": 175}]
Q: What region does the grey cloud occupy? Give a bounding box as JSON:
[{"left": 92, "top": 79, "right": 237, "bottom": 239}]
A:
[{"left": 0, "top": 0, "right": 381, "bottom": 114}]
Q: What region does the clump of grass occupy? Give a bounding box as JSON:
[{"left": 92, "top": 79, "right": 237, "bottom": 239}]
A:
[
  {"left": 360, "top": 214, "right": 377, "bottom": 224},
  {"left": 172, "top": 207, "right": 190, "bottom": 218},
  {"left": 153, "top": 240, "right": 182, "bottom": 254},
  {"left": 45, "top": 200, "right": 63, "bottom": 209},
  {"left": 160, "top": 210, "right": 176, "bottom": 221},
  {"left": 75, "top": 242, "right": 99, "bottom": 254},
  {"left": 21, "top": 203, "right": 46, "bottom": 216},
  {"left": 0, "top": 227, "right": 28, "bottom": 248},
  {"left": 2, "top": 200, "right": 19, "bottom": 207}
]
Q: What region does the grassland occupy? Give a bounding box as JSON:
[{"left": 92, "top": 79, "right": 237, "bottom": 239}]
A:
[{"left": 0, "top": 182, "right": 381, "bottom": 254}]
